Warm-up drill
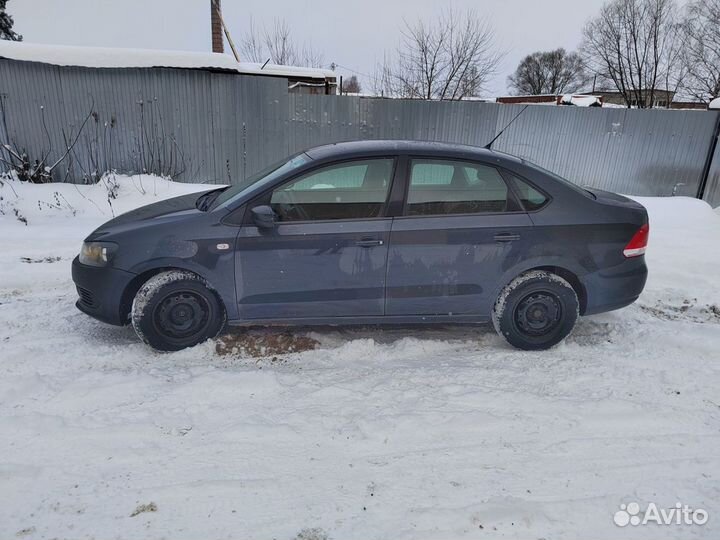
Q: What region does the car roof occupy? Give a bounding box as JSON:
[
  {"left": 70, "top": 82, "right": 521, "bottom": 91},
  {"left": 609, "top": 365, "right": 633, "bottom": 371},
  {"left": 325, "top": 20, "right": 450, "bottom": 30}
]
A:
[{"left": 304, "top": 139, "right": 522, "bottom": 164}]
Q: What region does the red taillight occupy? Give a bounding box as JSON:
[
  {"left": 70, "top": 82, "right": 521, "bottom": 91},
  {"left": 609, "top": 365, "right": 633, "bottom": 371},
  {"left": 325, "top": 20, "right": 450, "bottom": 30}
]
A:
[{"left": 623, "top": 223, "right": 649, "bottom": 258}]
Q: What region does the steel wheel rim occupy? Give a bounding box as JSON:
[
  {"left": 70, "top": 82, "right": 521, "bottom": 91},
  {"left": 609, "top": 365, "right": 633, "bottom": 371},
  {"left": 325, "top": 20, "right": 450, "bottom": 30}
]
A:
[
  {"left": 513, "top": 291, "right": 562, "bottom": 337},
  {"left": 153, "top": 290, "right": 211, "bottom": 341}
]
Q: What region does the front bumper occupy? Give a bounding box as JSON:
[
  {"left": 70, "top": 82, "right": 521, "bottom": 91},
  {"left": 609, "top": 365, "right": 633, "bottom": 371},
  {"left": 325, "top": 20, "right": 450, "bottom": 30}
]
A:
[{"left": 71, "top": 256, "right": 137, "bottom": 326}]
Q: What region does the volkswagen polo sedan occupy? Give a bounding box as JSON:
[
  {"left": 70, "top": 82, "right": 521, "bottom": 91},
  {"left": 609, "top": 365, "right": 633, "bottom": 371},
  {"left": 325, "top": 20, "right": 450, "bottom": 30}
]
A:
[{"left": 71, "top": 140, "right": 649, "bottom": 351}]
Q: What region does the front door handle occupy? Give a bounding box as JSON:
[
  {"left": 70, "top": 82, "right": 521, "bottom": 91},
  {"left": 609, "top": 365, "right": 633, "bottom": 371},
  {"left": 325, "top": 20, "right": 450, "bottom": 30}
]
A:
[
  {"left": 494, "top": 232, "right": 521, "bottom": 242},
  {"left": 356, "top": 238, "right": 385, "bottom": 248}
]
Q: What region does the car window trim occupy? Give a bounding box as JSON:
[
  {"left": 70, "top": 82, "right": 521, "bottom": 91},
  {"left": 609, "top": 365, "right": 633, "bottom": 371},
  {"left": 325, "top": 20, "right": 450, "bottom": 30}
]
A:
[
  {"left": 498, "top": 166, "right": 554, "bottom": 213},
  {"left": 242, "top": 155, "right": 400, "bottom": 225},
  {"left": 399, "top": 155, "right": 525, "bottom": 218}
]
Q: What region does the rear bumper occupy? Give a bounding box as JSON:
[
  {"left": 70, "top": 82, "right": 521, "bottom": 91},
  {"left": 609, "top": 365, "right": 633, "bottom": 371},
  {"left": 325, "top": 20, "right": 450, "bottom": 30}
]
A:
[
  {"left": 581, "top": 256, "right": 648, "bottom": 316},
  {"left": 71, "top": 256, "right": 136, "bottom": 326}
]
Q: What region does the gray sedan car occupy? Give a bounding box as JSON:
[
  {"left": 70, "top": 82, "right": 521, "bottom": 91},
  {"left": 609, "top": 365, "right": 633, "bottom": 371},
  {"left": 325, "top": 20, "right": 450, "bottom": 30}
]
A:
[{"left": 72, "top": 140, "right": 649, "bottom": 351}]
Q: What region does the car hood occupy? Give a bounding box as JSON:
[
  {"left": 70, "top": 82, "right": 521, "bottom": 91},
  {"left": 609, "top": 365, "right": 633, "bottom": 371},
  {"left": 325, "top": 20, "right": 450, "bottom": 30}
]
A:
[{"left": 87, "top": 190, "right": 213, "bottom": 239}]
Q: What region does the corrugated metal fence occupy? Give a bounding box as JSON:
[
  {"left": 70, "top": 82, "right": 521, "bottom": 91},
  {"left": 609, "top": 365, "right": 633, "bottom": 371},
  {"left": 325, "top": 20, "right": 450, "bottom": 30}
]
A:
[{"left": 2, "top": 57, "right": 719, "bottom": 205}]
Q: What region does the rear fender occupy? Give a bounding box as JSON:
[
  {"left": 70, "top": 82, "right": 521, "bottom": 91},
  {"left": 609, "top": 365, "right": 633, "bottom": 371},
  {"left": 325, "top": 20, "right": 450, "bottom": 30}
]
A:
[{"left": 492, "top": 256, "right": 587, "bottom": 311}]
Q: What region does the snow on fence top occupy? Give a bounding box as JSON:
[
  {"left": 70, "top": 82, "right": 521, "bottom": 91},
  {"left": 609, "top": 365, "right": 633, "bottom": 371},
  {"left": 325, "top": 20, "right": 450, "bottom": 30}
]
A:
[{"left": 0, "top": 41, "right": 336, "bottom": 80}]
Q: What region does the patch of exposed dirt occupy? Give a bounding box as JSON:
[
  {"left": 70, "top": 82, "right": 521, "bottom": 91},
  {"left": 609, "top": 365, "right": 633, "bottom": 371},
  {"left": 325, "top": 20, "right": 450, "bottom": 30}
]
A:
[
  {"left": 566, "top": 319, "right": 623, "bottom": 346},
  {"left": 216, "top": 330, "right": 320, "bottom": 358},
  {"left": 638, "top": 298, "right": 720, "bottom": 323},
  {"left": 130, "top": 502, "right": 157, "bottom": 517},
  {"left": 20, "top": 256, "right": 63, "bottom": 264},
  {"left": 293, "top": 528, "right": 329, "bottom": 540},
  {"left": 706, "top": 304, "right": 720, "bottom": 319}
]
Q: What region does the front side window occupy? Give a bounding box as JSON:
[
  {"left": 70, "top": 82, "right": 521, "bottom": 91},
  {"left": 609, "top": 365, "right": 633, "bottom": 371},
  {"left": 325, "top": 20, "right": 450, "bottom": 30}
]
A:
[
  {"left": 406, "top": 159, "right": 509, "bottom": 216},
  {"left": 270, "top": 158, "right": 394, "bottom": 221},
  {"left": 213, "top": 153, "right": 311, "bottom": 209}
]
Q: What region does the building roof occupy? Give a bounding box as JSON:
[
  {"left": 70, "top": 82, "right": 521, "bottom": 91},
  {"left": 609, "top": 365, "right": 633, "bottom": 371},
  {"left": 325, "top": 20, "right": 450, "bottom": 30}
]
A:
[
  {"left": 0, "top": 41, "right": 336, "bottom": 80},
  {"left": 580, "top": 89, "right": 675, "bottom": 96}
]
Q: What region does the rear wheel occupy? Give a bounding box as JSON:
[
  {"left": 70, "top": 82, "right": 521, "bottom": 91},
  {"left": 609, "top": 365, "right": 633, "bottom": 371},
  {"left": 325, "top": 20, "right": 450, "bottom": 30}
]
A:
[
  {"left": 131, "top": 271, "right": 226, "bottom": 352},
  {"left": 492, "top": 270, "right": 578, "bottom": 350}
]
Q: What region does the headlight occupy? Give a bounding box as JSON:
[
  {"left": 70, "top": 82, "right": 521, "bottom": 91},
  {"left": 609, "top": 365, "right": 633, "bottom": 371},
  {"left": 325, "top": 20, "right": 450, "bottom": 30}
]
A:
[{"left": 79, "top": 241, "right": 118, "bottom": 267}]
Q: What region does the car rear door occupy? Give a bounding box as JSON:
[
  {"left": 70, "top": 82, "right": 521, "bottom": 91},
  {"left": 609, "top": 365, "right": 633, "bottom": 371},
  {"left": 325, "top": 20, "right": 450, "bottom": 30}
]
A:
[
  {"left": 385, "top": 157, "right": 534, "bottom": 317},
  {"left": 235, "top": 158, "right": 396, "bottom": 320}
]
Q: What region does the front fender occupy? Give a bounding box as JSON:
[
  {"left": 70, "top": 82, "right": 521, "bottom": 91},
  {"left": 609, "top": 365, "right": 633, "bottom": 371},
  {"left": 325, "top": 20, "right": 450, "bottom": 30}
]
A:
[{"left": 127, "top": 254, "right": 238, "bottom": 320}]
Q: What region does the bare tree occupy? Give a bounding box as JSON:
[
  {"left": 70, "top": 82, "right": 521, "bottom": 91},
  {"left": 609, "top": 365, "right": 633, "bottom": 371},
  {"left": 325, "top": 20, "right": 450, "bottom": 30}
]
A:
[
  {"left": 507, "top": 48, "right": 587, "bottom": 95},
  {"left": 341, "top": 75, "right": 362, "bottom": 94},
  {"left": 239, "top": 18, "right": 265, "bottom": 63},
  {"left": 240, "top": 17, "right": 325, "bottom": 68},
  {"left": 264, "top": 19, "right": 296, "bottom": 65},
  {"left": 377, "top": 8, "right": 502, "bottom": 100},
  {"left": 371, "top": 53, "right": 395, "bottom": 97},
  {"left": 679, "top": 0, "right": 720, "bottom": 103},
  {"left": 581, "top": 0, "right": 680, "bottom": 108}
]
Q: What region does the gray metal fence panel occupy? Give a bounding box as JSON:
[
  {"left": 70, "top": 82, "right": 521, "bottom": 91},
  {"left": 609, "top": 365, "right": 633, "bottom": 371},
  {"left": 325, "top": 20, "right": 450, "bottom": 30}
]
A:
[
  {"left": 702, "top": 136, "right": 720, "bottom": 208},
  {"left": 491, "top": 104, "right": 718, "bottom": 197},
  {"left": 1, "top": 57, "right": 719, "bottom": 199}
]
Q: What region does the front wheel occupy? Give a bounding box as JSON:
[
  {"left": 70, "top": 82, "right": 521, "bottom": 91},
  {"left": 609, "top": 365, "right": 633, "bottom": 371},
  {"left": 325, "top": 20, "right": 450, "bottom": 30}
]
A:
[
  {"left": 131, "top": 271, "right": 226, "bottom": 351},
  {"left": 492, "top": 270, "right": 578, "bottom": 350}
]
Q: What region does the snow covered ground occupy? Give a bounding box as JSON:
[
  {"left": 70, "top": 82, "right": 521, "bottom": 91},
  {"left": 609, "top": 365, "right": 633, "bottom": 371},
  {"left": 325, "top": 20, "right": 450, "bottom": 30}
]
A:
[{"left": 1, "top": 174, "right": 719, "bottom": 540}]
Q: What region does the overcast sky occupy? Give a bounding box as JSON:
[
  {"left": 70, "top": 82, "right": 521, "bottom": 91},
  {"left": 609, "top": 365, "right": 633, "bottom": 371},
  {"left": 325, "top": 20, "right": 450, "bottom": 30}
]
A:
[{"left": 8, "top": 0, "right": 610, "bottom": 95}]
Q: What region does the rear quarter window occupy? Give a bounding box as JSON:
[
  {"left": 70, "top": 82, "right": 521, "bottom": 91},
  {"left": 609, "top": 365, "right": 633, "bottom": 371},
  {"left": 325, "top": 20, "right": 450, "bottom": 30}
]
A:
[{"left": 509, "top": 174, "right": 549, "bottom": 211}]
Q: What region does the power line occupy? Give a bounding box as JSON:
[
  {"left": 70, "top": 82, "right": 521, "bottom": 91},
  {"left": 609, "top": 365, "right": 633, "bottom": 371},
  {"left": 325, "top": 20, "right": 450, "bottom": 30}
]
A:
[{"left": 332, "top": 63, "right": 375, "bottom": 80}]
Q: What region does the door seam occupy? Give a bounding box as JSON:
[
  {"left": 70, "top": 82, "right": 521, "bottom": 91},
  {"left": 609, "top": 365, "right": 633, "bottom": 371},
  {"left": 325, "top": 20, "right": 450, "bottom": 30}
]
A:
[{"left": 382, "top": 217, "right": 395, "bottom": 316}]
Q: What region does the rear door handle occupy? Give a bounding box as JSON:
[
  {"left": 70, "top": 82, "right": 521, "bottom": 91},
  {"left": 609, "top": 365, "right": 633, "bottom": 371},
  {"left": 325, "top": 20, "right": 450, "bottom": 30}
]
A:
[
  {"left": 494, "top": 233, "right": 521, "bottom": 242},
  {"left": 356, "top": 238, "right": 385, "bottom": 248}
]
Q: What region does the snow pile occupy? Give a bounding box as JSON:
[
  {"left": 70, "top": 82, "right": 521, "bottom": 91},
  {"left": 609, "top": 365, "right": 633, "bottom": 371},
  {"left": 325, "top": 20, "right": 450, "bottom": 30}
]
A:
[
  {"left": 0, "top": 171, "right": 210, "bottom": 224},
  {"left": 0, "top": 173, "right": 211, "bottom": 290},
  {"left": 1, "top": 179, "right": 720, "bottom": 540},
  {"left": 559, "top": 94, "right": 602, "bottom": 107},
  {"left": 0, "top": 40, "right": 242, "bottom": 72},
  {"left": 635, "top": 195, "right": 720, "bottom": 307},
  {"left": 0, "top": 41, "right": 336, "bottom": 80}
]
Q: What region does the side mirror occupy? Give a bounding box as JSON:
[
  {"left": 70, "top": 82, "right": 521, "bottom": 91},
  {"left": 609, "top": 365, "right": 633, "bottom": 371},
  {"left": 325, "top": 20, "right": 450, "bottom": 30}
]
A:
[{"left": 251, "top": 205, "right": 277, "bottom": 229}]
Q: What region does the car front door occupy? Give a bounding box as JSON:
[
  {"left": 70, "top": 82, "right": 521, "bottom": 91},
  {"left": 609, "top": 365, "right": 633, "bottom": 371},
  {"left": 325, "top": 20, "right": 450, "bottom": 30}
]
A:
[
  {"left": 385, "top": 157, "right": 534, "bottom": 318},
  {"left": 235, "top": 158, "right": 396, "bottom": 320}
]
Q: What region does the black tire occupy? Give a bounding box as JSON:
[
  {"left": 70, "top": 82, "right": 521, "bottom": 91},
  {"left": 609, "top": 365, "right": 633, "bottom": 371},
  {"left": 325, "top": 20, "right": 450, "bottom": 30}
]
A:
[
  {"left": 492, "top": 270, "right": 578, "bottom": 351},
  {"left": 131, "top": 270, "right": 226, "bottom": 352}
]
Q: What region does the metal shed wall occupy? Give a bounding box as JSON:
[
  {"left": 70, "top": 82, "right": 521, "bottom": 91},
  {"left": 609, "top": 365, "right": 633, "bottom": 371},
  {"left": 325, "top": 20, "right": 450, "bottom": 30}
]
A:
[{"left": 1, "top": 58, "right": 719, "bottom": 204}]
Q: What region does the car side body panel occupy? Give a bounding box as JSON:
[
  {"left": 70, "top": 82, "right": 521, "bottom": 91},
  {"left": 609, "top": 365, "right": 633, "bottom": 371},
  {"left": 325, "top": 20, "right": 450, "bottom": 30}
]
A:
[
  {"left": 70, "top": 140, "right": 649, "bottom": 331},
  {"left": 235, "top": 218, "right": 392, "bottom": 319},
  {"left": 385, "top": 213, "right": 534, "bottom": 316}
]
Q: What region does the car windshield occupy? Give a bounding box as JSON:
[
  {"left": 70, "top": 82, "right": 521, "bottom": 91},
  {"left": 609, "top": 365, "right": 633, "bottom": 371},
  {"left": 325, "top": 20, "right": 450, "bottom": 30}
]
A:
[{"left": 211, "top": 152, "right": 312, "bottom": 209}]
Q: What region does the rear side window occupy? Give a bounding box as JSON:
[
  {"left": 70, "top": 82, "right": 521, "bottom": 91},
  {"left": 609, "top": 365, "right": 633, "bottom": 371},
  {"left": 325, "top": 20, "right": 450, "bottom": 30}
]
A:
[
  {"left": 510, "top": 175, "right": 549, "bottom": 211},
  {"left": 406, "top": 159, "right": 509, "bottom": 216}
]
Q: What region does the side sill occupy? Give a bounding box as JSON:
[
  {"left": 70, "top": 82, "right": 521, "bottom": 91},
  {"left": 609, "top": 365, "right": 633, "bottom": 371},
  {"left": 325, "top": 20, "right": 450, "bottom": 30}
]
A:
[{"left": 227, "top": 314, "right": 491, "bottom": 327}]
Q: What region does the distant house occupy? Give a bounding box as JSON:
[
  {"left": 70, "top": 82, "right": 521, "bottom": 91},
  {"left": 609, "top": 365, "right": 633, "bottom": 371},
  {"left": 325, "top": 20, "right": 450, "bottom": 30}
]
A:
[
  {"left": 0, "top": 41, "right": 337, "bottom": 95},
  {"left": 495, "top": 89, "right": 707, "bottom": 110},
  {"left": 581, "top": 89, "right": 674, "bottom": 108},
  {"left": 581, "top": 89, "right": 706, "bottom": 110},
  {"left": 495, "top": 94, "right": 603, "bottom": 107}
]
